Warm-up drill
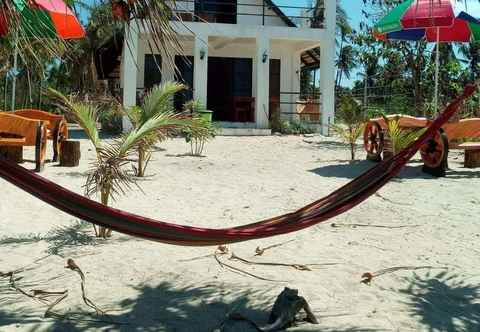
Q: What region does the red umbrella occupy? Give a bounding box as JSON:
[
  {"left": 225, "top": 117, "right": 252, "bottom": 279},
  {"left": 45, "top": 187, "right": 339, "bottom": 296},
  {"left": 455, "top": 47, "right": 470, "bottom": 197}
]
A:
[
  {"left": 0, "top": 0, "right": 85, "bottom": 39},
  {"left": 0, "top": 0, "right": 85, "bottom": 110}
]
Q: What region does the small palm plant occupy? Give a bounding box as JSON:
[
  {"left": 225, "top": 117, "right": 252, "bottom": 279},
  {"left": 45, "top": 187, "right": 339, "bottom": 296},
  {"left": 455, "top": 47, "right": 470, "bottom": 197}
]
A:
[
  {"left": 48, "top": 85, "right": 206, "bottom": 238},
  {"left": 182, "top": 99, "right": 218, "bottom": 156},
  {"left": 383, "top": 116, "right": 426, "bottom": 156},
  {"left": 331, "top": 95, "right": 366, "bottom": 160},
  {"left": 124, "top": 83, "right": 206, "bottom": 177}
]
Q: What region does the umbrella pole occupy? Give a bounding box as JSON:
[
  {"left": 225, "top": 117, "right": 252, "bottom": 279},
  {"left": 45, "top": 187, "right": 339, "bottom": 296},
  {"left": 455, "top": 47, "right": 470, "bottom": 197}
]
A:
[
  {"left": 434, "top": 27, "right": 440, "bottom": 117},
  {"left": 11, "top": 35, "right": 18, "bottom": 111}
]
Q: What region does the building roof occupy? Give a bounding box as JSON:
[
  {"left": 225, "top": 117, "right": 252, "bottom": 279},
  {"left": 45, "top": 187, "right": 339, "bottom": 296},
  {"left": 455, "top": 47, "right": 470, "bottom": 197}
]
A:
[{"left": 265, "top": 0, "right": 320, "bottom": 69}]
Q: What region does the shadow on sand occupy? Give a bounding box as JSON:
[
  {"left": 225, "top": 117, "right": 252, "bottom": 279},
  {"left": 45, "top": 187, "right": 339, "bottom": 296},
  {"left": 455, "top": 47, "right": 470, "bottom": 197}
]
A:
[
  {"left": 0, "top": 220, "right": 118, "bottom": 256},
  {"left": 0, "top": 279, "right": 380, "bottom": 332},
  {"left": 309, "top": 160, "right": 479, "bottom": 181},
  {"left": 399, "top": 271, "right": 480, "bottom": 332}
]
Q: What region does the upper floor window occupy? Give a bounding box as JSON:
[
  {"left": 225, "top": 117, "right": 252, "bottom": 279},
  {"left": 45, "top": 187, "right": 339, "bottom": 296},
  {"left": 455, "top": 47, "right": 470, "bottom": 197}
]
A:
[{"left": 195, "top": 0, "right": 237, "bottom": 24}]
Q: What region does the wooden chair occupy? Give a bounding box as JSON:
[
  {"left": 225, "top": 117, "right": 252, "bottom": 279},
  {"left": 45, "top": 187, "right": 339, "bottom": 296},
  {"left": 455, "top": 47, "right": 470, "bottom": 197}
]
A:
[
  {"left": 0, "top": 113, "right": 48, "bottom": 172},
  {"left": 13, "top": 109, "right": 68, "bottom": 162},
  {"left": 232, "top": 97, "right": 255, "bottom": 122},
  {"left": 269, "top": 96, "right": 280, "bottom": 120}
]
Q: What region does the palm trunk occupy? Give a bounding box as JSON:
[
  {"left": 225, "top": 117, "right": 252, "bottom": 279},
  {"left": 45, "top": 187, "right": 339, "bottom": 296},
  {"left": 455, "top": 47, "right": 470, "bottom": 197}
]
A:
[
  {"left": 98, "top": 183, "right": 112, "bottom": 238},
  {"left": 138, "top": 147, "right": 145, "bottom": 177}
]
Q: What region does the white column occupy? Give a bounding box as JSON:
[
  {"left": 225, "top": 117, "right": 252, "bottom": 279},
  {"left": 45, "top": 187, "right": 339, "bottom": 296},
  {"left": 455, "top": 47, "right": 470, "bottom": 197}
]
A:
[
  {"left": 279, "top": 48, "right": 292, "bottom": 120},
  {"left": 291, "top": 50, "right": 302, "bottom": 122},
  {"left": 319, "top": 0, "right": 337, "bottom": 136},
  {"left": 122, "top": 21, "right": 139, "bottom": 132},
  {"left": 255, "top": 34, "right": 270, "bottom": 129},
  {"left": 193, "top": 33, "right": 208, "bottom": 106},
  {"left": 324, "top": 0, "right": 337, "bottom": 33},
  {"left": 320, "top": 42, "right": 335, "bottom": 136}
]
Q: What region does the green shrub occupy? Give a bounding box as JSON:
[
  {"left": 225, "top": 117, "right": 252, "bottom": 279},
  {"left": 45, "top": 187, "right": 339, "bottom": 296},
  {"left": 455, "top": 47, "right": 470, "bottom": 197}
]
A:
[{"left": 331, "top": 95, "right": 366, "bottom": 160}]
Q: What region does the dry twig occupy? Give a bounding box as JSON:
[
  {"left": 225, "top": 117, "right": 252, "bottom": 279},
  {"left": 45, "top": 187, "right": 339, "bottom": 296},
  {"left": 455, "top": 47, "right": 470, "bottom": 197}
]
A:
[
  {"left": 65, "top": 259, "right": 105, "bottom": 315},
  {"left": 230, "top": 252, "right": 336, "bottom": 271},
  {"left": 214, "top": 254, "right": 285, "bottom": 283},
  {"left": 255, "top": 240, "right": 295, "bottom": 256},
  {"left": 332, "top": 223, "right": 420, "bottom": 229},
  {"left": 361, "top": 266, "right": 445, "bottom": 284}
]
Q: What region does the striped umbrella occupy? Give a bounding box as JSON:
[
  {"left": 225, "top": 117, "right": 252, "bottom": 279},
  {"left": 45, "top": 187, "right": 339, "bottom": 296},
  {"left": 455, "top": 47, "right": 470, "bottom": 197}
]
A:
[
  {"left": 0, "top": 0, "right": 84, "bottom": 110},
  {"left": 0, "top": 0, "right": 85, "bottom": 39},
  {"left": 373, "top": 0, "right": 480, "bottom": 113}
]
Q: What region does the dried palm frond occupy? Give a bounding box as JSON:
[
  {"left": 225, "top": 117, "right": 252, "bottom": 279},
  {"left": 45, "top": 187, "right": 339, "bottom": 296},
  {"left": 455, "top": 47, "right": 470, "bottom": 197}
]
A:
[{"left": 84, "top": 141, "right": 137, "bottom": 203}]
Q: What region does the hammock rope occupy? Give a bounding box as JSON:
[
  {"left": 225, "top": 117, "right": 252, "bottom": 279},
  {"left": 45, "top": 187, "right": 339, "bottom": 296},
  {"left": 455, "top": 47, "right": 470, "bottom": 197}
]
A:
[{"left": 0, "top": 84, "right": 476, "bottom": 246}]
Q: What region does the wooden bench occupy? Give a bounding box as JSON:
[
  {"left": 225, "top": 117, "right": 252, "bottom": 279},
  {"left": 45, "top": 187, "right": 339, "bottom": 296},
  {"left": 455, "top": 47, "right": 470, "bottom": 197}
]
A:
[
  {"left": 13, "top": 109, "right": 68, "bottom": 162},
  {"left": 458, "top": 142, "right": 480, "bottom": 168},
  {"left": 0, "top": 113, "right": 48, "bottom": 172}
]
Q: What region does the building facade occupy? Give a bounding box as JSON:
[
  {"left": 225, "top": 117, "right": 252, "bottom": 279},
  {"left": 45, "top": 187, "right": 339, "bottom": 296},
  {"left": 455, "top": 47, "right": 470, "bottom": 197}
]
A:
[{"left": 121, "top": 0, "right": 336, "bottom": 135}]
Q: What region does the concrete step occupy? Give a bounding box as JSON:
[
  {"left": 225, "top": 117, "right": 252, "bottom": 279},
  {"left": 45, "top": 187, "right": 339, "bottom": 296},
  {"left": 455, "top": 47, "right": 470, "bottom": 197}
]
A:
[{"left": 218, "top": 128, "right": 272, "bottom": 136}]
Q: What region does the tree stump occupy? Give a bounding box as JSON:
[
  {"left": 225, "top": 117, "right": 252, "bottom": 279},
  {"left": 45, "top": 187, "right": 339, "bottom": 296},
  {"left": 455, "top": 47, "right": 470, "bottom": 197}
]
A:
[
  {"left": 60, "top": 140, "right": 81, "bottom": 167},
  {"left": 459, "top": 143, "right": 480, "bottom": 168},
  {"left": 0, "top": 146, "right": 23, "bottom": 163},
  {"left": 465, "top": 149, "right": 480, "bottom": 168}
]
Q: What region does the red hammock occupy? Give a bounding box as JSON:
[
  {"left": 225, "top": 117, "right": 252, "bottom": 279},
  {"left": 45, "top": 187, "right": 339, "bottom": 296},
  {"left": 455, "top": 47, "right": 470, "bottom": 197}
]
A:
[{"left": 0, "top": 84, "right": 476, "bottom": 246}]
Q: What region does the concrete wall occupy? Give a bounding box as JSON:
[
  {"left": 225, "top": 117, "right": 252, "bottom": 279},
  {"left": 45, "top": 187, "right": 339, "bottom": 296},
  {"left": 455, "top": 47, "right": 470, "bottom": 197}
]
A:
[{"left": 122, "top": 0, "right": 337, "bottom": 134}]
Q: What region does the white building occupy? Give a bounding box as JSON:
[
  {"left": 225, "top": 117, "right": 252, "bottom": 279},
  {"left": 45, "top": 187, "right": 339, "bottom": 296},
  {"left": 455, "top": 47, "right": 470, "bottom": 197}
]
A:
[{"left": 120, "top": 0, "right": 336, "bottom": 135}]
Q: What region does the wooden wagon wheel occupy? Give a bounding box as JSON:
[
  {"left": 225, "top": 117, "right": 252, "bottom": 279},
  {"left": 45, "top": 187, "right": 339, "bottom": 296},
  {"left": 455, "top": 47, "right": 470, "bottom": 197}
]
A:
[
  {"left": 420, "top": 129, "right": 449, "bottom": 177},
  {"left": 364, "top": 122, "right": 384, "bottom": 162}
]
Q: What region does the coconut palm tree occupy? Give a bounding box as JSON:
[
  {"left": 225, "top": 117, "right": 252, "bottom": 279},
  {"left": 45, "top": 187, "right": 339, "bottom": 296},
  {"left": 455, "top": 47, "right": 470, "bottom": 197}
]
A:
[
  {"left": 124, "top": 82, "right": 208, "bottom": 177},
  {"left": 459, "top": 41, "right": 480, "bottom": 81},
  {"left": 48, "top": 83, "right": 206, "bottom": 237},
  {"left": 336, "top": 45, "right": 357, "bottom": 89}
]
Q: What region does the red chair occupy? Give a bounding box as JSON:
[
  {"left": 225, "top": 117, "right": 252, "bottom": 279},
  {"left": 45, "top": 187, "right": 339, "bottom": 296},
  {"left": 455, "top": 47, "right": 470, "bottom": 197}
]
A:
[{"left": 232, "top": 97, "right": 255, "bottom": 122}]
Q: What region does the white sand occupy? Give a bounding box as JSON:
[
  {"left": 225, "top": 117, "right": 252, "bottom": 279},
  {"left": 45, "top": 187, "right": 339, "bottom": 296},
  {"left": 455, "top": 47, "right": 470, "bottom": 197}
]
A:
[{"left": 1, "top": 135, "right": 479, "bottom": 331}]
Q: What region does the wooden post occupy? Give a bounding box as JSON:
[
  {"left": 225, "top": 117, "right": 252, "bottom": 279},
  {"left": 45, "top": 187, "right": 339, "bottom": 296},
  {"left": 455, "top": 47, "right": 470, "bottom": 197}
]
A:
[
  {"left": 465, "top": 149, "right": 480, "bottom": 168},
  {"left": 458, "top": 143, "right": 480, "bottom": 168},
  {"left": 0, "top": 146, "right": 23, "bottom": 163},
  {"left": 60, "top": 140, "right": 81, "bottom": 167}
]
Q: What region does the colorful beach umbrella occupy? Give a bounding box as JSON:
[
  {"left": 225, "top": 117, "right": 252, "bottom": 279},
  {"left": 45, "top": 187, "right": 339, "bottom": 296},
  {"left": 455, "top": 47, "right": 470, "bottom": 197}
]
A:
[
  {"left": 0, "top": 0, "right": 85, "bottom": 39},
  {"left": 0, "top": 0, "right": 85, "bottom": 110},
  {"left": 373, "top": 0, "right": 480, "bottom": 113},
  {"left": 375, "top": 0, "right": 480, "bottom": 34}
]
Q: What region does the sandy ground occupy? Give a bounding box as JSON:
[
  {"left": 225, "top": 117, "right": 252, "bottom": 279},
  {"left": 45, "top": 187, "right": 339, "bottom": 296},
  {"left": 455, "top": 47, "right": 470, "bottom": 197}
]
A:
[{"left": 1, "top": 134, "right": 480, "bottom": 332}]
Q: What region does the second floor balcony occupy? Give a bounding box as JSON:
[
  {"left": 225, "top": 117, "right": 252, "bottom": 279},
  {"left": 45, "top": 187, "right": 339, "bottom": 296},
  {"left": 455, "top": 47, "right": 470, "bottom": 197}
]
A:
[{"left": 173, "top": 0, "right": 325, "bottom": 29}]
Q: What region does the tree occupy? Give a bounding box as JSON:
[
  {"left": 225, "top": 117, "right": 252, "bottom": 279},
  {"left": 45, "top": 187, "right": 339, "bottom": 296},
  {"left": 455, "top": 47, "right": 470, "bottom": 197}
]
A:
[
  {"left": 124, "top": 83, "right": 208, "bottom": 177},
  {"left": 48, "top": 84, "right": 206, "bottom": 237},
  {"left": 336, "top": 45, "right": 357, "bottom": 89},
  {"left": 331, "top": 95, "right": 366, "bottom": 160}
]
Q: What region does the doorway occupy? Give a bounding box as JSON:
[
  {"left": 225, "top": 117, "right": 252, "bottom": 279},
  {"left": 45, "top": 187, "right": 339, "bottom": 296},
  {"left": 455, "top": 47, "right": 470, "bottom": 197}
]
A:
[
  {"left": 174, "top": 55, "right": 194, "bottom": 111},
  {"left": 207, "top": 57, "right": 253, "bottom": 122}
]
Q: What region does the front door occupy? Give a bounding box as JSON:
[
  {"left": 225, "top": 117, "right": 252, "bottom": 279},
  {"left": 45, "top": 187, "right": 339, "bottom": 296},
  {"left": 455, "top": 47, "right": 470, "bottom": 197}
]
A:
[
  {"left": 269, "top": 59, "right": 281, "bottom": 120},
  {"left": 207, "top": 57, "right": 252, "bottom": 122}
]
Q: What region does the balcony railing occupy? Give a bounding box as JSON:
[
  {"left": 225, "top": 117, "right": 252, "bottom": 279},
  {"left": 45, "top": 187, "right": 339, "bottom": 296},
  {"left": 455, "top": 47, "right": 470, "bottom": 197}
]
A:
[{"left": 173, "top": 1, "right": 325, "bottom": 29}]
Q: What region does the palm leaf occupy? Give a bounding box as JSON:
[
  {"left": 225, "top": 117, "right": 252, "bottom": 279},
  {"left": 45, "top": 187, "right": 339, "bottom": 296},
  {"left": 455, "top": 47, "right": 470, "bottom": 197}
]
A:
[
  {"left": 47, "top": 88, "right": 101, "bottom": 149},
  {"left": 141, "top": 82, "right": 186, "bottom": 121}
]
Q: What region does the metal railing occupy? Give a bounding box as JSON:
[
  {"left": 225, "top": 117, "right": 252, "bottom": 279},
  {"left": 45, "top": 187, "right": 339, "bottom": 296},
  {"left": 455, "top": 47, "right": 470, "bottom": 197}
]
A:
[
  {"left": 272, "top": 91, "right": 322, "bottom": 123},
  {"left": 173, "top": 0, "right": 324, "bottom": 28}
]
